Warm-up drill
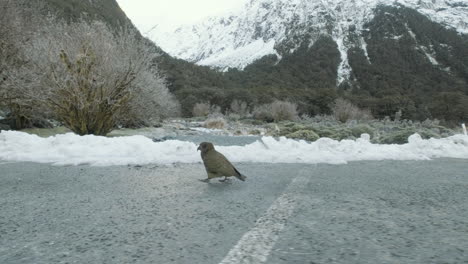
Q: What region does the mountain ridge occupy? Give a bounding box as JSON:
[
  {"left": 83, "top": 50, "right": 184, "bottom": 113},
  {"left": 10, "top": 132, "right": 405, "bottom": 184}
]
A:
[{"left": 150, "top": 0, "right": 468, "bottom": 85}]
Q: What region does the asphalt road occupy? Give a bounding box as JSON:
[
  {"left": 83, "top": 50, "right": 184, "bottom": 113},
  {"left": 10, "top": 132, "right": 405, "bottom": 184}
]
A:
[{"left": 1, "top": 159, "right": 467, "bottom": 264}]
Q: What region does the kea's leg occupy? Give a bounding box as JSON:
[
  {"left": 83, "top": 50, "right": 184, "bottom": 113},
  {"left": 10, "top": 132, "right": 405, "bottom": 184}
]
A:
[
  {"left": 219, "top": 176, "right": 229, "bottom": 182},
  {"left": 200, "top": 172, "right": 216, "bottom": 183}
]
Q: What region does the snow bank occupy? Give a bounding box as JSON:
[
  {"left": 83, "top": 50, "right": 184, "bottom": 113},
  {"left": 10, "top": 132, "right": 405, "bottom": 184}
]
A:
[
  {"left": 1, "top": 131, "right": 467, "bottom": 166},
  {"left": 0, "top": 132, "right": 198, "bottom": 166}
]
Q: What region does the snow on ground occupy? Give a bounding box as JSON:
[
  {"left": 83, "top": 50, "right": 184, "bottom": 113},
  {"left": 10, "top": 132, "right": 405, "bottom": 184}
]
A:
[{"left": 1, "top": 131, "right": 468, "bottom": 167}]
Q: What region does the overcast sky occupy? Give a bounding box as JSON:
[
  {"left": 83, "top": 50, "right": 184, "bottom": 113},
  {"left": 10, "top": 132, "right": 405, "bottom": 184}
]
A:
[{"left": 116, "top": 0, "right": 247, "bottom": 32}]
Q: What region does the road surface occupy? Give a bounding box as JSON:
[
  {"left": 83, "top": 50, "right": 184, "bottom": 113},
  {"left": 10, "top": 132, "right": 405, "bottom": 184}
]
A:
[{"left": 1, "top": 159, "right": 467, "bottom": 263}]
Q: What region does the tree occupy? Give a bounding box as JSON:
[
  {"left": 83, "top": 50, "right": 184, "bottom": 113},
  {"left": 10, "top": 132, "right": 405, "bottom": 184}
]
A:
[
  {"left": 0, "top": 1, "right": 21, "bottom": 94},
  {"left": 0, "top": 0, "right": 42, "bottom": 129},
  {"left": 25, "top": 19, "right": 180, "bottom": 135},
  {"left": 430, "top": 92, "right": 468, "bottom": 123},
  {"left": 331, "top": 98, "right": 373, "bottom": 123}
]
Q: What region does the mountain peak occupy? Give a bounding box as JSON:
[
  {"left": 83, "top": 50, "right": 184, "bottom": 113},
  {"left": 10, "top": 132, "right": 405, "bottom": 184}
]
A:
[{"left": 149, "top": 0, "right": 467, "bottom": 84}]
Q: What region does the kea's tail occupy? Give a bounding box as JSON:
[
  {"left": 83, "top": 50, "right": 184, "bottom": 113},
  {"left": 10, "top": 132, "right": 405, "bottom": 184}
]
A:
[
  {"left": 234, "top": 167, "right": 247, "bottom": 181},
  {"left": 235, "top": 174, "right": 247, "bottom": 181}
]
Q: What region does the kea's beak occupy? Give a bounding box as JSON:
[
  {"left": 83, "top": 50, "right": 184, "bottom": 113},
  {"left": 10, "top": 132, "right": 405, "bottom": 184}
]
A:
[{"left": 197, "top": 146, "right": 201, "bottom": 151}]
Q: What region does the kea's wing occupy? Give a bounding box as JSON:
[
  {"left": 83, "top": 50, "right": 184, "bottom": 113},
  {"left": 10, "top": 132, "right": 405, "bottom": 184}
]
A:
[
  {"left": 205, "top": 151, "right": 239, "bottom": 177},
  {"left": 216, "top": 152, "right": 246, "bottom": 181}
]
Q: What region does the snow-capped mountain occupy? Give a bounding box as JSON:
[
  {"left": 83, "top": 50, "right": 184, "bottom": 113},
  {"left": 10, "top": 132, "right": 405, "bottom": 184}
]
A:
[{"left": 149, "top": 0, "right": 467, "bottom": 84}]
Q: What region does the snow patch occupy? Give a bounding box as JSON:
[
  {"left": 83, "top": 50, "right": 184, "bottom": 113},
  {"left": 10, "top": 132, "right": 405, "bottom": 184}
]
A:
[
  {"left": 406, "top": 24, "right": 417, "bottom": 40},
  {"left": 335, "top": 36, "right": 352, "bottom": 85},
  {"left": 360, "top": 37, "right": 371, "bottom": 63},
  {"left": 1, "top": 131, "right": 467, "bottom": 167},
  {"left": 396, "top": 0, "right": 468, "bottom": 35},
  {"left": 422, "top": 48, "right": 439, "bottom": 65},
  {"left": 198, "top": 39, "right": 277, "bottom": 70},
  {"left": 390, "top": 35, "right": 404, "bottom": 40},
  {"left": 405, "top": 23, "right": 440, "bottom": 66}
]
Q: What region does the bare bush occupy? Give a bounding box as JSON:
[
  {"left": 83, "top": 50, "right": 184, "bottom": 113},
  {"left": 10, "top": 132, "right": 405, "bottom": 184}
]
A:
[
  {"left": 331, "top": 98, "right": 373, "bottom": 123},
  {"left": 192, "top": 102, "right": 222, "bottom": 117},
  {"left": 118, "top": 70, "right": 180, "bottom": 128},
  {"left": 23, "top": 19, "right": 179, "bottom": 135},
  {"left": 192, "top": 102, "right": 211, "bottom": 117},
  {"left": 394, "top": 109, "right": 402, "bottom": 122},
  {"left": 270, "top": 100, "right": 299, "bottom": 122},
  {"left": 204, "top": 116, "right": 227, "bottom": 129},
  {"left": 0, "top": 1, "right": 47, "bottom": 129},
  {"left": 0, "top": 1, "right": 23, "bottom": 96},
  {"left": 210, "top": 105, "right": 222, "bottom": 115},
  {"left": 253, "top": 100, "right": 298, "bottom": 122},
  {"left": 230, "top": 100, "right": 250, "bottom": 117},
  {"left": 253, "top": 104, "right": 274, "bottom": 122}
]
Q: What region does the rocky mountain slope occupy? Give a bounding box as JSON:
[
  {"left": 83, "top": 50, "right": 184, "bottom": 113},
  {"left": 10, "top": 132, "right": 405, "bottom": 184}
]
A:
[{"left": 151, "top": 0, "right": 467, "bottom": 84}]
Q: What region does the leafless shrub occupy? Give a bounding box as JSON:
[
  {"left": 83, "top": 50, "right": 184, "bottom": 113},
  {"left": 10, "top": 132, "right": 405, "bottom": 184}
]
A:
[
  {"left": 300, "top": 113, "right": 312, "bottom": 121},
  {"left": 118, "top": 70, "right": 180, "bottom": 128},
  {"left": 270, "top": 100, "right": 299, "bottom": 122},
  {"left": 0, "top": 0, "right": 47, "bottom": 129},
  {"left": 204, "top": 116, "right": 227, "bottom": 129},
  {"left": 192, "top": 102, "right": 211, "bottom": 117},
  {"left": 230, "top": 100, "right": 250, "bottom": 117},
  {"left": 192, "top": 102, "right": 222, "bottom": 117},
  {"left": 227, "top": 113, "right": 241, "bottom": 121},
  {"left": 253, "top": 104, "right": 274, "bottom": 122},
  {"left": 394, "top": 109, "right": 402, "bottom": 122},
  {"left": 0, "top": 1, "right": 23, "bottom": 95},
  {"left": 331, "top": 98, "right": 373, "bottom": 123},
  {"left": 210, "top": 104, "right": 222, "bottom": 115},
  {"left": 253, "top": 100, "right": 299, "bottom": 122},
  {"left": 23, "top": 19, "right": 179, "bottom": 135}
]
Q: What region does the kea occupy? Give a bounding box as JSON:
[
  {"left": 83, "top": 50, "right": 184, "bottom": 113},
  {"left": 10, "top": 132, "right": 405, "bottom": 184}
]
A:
[{"left": 197, "top": 142, "right": 247, "bottom": 183}]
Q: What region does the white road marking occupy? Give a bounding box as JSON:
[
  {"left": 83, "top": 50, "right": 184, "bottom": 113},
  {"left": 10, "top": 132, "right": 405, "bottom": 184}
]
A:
[{"left": 219, "top": 170, "right": 310, "bottom": 264}]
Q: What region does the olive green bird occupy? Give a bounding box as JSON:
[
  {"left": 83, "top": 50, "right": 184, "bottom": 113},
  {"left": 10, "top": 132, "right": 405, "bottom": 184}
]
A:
[{"left": 197, "top": 142, "right": 247, "bottom": 183}]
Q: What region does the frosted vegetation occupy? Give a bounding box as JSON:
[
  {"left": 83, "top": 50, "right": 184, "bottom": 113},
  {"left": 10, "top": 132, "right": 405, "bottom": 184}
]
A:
[
  {"left": 274, "top": 117, "right": 457, "bottom": 145},
  {"left": 188, "top": 98, "right": 461, "bottom": 144},
  {"left": 0, "top": 1, "right": 180, "bottom": 136}
]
